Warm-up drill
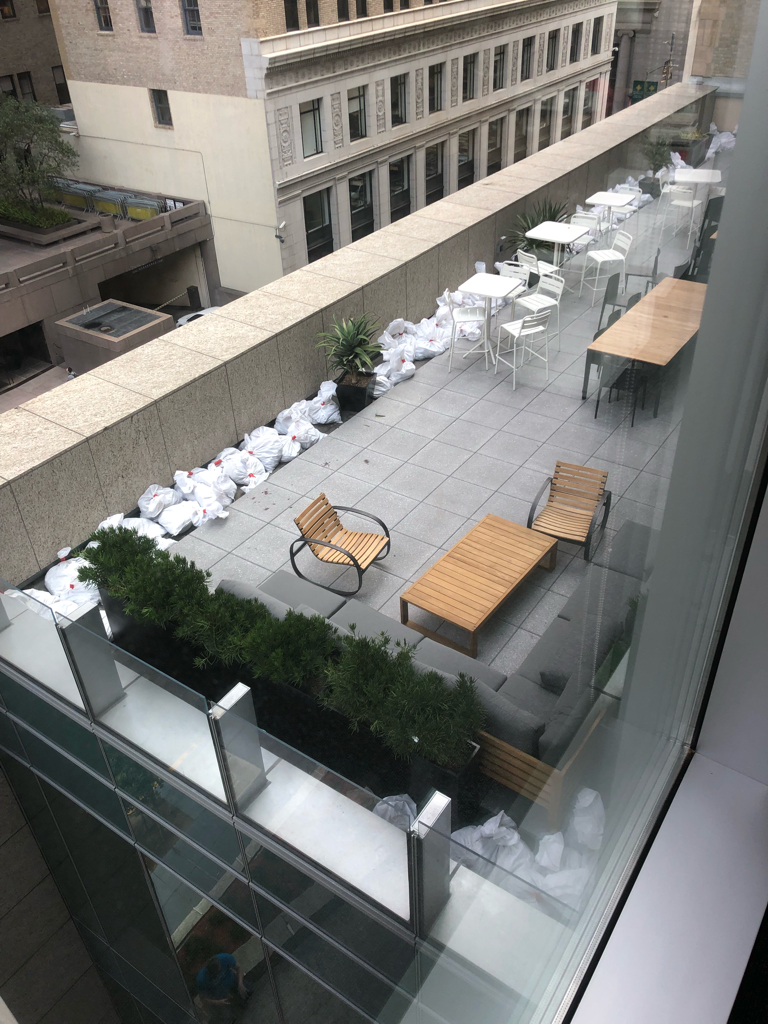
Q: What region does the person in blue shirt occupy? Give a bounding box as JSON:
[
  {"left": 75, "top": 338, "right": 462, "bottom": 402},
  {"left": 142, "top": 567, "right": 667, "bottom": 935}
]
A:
[{"left": 196, "top": 953, "right": 250, "bottom": 1019}]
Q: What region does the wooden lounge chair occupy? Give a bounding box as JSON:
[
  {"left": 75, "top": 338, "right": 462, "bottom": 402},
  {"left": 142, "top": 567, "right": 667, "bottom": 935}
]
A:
[
  {"left": 527, "top": 461, "right": 611, "bottom": 561},
  {"left": 291, "top": 493, "right": 391, "bottom": 595}
]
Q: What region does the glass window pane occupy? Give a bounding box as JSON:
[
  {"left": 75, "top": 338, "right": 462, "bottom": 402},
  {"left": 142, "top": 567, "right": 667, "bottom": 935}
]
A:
[
  {"left": 521, "top": 35, "right": 534, "bottom": 80},
  {"left": 300, "top": 99, "right": 322, "bottom": 157},
  {"left": 570, "top": 21, "right": 582, "bottom": 61},
  {"left": 0, "top": 671, "right": 108, "bottom": 776},
  {"left": 0, "top": 709, "right": 27, "bottom": 759},
  {"left": 458, "top": 129, "right": 475, "bottom": 188},
  {"left": 103, "top": 741, "right": 244, "bottom": 874},
  {"left": 425, "top": 142, "right": 444, "bottom": 204},
  {"left": 349, "top": 171, "right": 374, "bottom": 240},
  {"left": 493, "top": 45, "right": 506, "bottom": 90},
  {"left": 428, "top": 63, "right": 443, "bottom": 112},
  {"left": 514, "top": 106, "right": 531, "bottom": 161},
  {"left": 390, "top": 74, "right": 407, "bottom": 126},
  {"left": 304, "top": 188, "right": 334, "bottom": 261},
  {"left": 347, "top": 86, "right": 366, "bottom": 141}
]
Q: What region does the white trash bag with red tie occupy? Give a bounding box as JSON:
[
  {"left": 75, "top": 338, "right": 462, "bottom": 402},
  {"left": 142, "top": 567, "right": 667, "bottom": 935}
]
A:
[
  {"left": 44, "top": 548, "right": 99, "bottom": 607},
  {"left": 157, "top": 500, "right": 207, "bottom": 535},
  {"left": 411, "top": 318, "right": 451, "bottom": 360},
  {"left": 138, "top": 484, "right": 181, "bottom": 520},
  {"left": 306, "top": 381, "right": 342, "bottom": 425},
  {"left": 173, "top": 467, "right": 235, "bottom": 507},
  {"left": 275, "top": 400, "right": 311, "bottom": 434},
  {"left": 383, "top": 342, "right": 415, "bottom": 385},
  {"left": 281, "top": 417, "right": 322, "bottom": 461},
  {"left": 240, "top": 427, "right": 283, "bottom": 473},
  {"left": 212, "top": 448, "right": 269, "bottom": 492}
]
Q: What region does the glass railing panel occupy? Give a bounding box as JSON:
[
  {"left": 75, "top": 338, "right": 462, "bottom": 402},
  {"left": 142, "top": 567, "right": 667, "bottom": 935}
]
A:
[
  {"left": 58, "top": 614, "right": 228, "bottom": 807},
  {"left": 0, "top": 669, "right": 109, "bottom": 777},
  {"left": 0, "top": 709, "right": 28, "bottom": 760},
  {"left": 0, "top": 584, "right": 84, "bottom": 709}
]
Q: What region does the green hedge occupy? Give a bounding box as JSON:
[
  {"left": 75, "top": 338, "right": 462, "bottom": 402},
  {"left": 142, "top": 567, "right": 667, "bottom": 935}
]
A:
[
  {"left": 78, "top": 527, "right": 484, "bottom": 767},
  {"left": 0, "top": 199, "right": 72, "bottom": 229}
]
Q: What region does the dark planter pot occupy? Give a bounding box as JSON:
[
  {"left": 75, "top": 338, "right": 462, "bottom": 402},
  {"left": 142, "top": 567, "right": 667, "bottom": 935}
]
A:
[
  {"left": 335, "top": 372, "right": 375, "bottom": 412},
  {"left": 640, "top": 178, "right": 661, "bottom": 199},
  {"left": 671, "top": 137, "right": 708, "bottom": 168},
  {"left": 408, "top": 742, "right": 481, "bottom": 830}
]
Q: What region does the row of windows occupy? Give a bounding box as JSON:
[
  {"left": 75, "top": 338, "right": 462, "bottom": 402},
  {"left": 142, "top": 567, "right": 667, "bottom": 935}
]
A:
[
  {"left": 0, "top": 0, "right": 49, "bottom": 17},
  {"left": 302, "top": 79, "right": 600, "bottom": 259},
  {"left": 0, "top": 66, "right": 70, "bottom": 105},
  {"left": 295, "top": 20, "right": 604, "bottom": 159},
  {"left": 91, "top": 0, "right": 201, "bottom": 34}
]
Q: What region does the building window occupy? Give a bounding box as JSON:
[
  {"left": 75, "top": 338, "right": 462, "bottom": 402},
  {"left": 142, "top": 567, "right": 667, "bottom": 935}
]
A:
[
  {"left": 514, "top": 106, "right": 530, "bottom": 162},
  {"left": 390, "top": 74, "right": 408, "bottom": 127},
  {"left": 400, "top": 0, "right": 409, "bottom": 8},
  {"left": 284, "top": 0, "right": 299, "bottom": 30},
  {"left": 0, "top": 76, "right": 17, "bottom": 99},
  {"left": 383, "top": 0, "right": 393, "bottom": 9},
  {"left": 591, "top": 16, "right": 603, "bottom": 55},
  {"left": 428, "top": 63, "right": 443, "bottom": 113},
  {"left": 0, "top": 0, "right": 16, "bottom": 17},
  {"left": 300, "top": 98, "right": 323, "bottom": 156},
  {"left": 35, "top": 0, "right": 50, "bottom": 13},
  {"left": 304, "top": 188, "right": 334, "bottom": 261},
  {"left": 570, "top": 22, "right": 582, "bottom": 62},
  {"left": 52, "top": 66, "right": 71, "bottom": 105},
  {"left": 462, "top": 52, "right": 477, "bottom": 101},
  {"left": 582, "top": 77, "right": 599, "bottom": 128},
  {"left": 520, "top": 36, "right": 535, "bottom": 81},
  {"left": 493, "top": 45, "right": 507, "bottom": 90},
  {"left": 337, "top": 0, "right": 349, "bottom": 19},
  {"left": 389, "top": 157, "right": 411, "bottom": 222},
  {"left": 348, "top": 85, "right": 367, "bottom": 141},
  {"left": 137, "top": 0, "right": 155, "bottom": 31},
  {"left": 457, "top": 129, "right": 475, "bottom": 189},
  {"left": 355, "top": 0, "right": 367, "bottom": 16},
  {"left": 151, "top": 89, "right": 172, "bottom": 126},
  {"left": 538, "top": 95, "right": 555, "bottom": 150},
  {"left": 16, "top": 72, "right": 36, "bottom": 102},
  {"left": 182, "top": 0, "right": 202, "bottom": 35},
  {"left": 306, "top": 0, "right": 319, "bottom": 26},
  {"left": 560, "top": 85, "right": 578, "bottom": 139},
  {"left": 425, "top": 142, "right": 444, "bottom": 204},
  {"left": 487, "top": 117, "right": 503, "bottom": 175},
  {"left": 349, "top": 171, "right": 374, "bottom": 240},
  {"left": 93, "top": 0, "right": 112, "bottom": 30},
  {"left": 546, "top": 29, "right": 560, "bottom": 72}
]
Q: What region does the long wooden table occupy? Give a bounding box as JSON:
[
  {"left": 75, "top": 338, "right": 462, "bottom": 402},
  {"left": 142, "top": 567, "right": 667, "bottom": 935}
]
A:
[
  {"left": 582, "top": 277, "right": 706, "bottom": 399},
  {"left": 400, "top": 515, "right": 557, "bottom": 658}
]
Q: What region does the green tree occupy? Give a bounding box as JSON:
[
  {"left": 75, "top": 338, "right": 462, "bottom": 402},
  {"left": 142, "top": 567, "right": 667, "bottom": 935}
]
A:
[{"left": 0, "top": 95, "right": 78, "bottom": 212}]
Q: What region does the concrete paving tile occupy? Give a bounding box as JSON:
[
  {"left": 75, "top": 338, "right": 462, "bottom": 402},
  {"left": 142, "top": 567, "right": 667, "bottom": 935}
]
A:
[
  {"left": 439, "top": 419, "right": 498, "bottom": 452},
  {"left": 424, "top": 477, "right": 494, "bottom": 518},
  {"left": 193, "top": 507, "right": 262, "bottom": 551},
  {"left": 173, "top": 534, "right": 227, "bottom": 572},
  {"left": 232, "top": 523, "right": 298, "bottom": 572},
  {"left": 459, "top": 398, "right": 517, "bottom": 429},
  {"left": 398, "top": 503, "right": 468, "bottom": 546},
  {"left": 271, "top": 457, "right": 332, "bottom": 495},
  {"left": 410, "top": 439, "right": 472, "bottom": 475},
  {"left": 368, "top": 426, "right": 431, "bottom": 461},
  {"left": 490, "top": 628, "right": 540, "bottom": 676},
  {"left": 503, "top": 410, "right": 560, "bottom": 442},
  {"left": 422, "top": 390, "right": 478, "bottom": 417},
  {"left": 381, "top": 463, "right": 446, "bottom": 500},
  {"left": 358, "top": 396, "right": 414, "bottom": 425},
  {"left": 302, "top": 436, "right": 363, "bottom": 471},
  {"left": 452, "top": 454, "right": 515, "bottom": 490},
  {"left": 231, "top": 483, "right": 300, "bottom": 522},
  {"left": 397, "top": 406, "right": 455, "bottom": 438},
  {"left": 377, "top": 531, "right": 438, "bottom": 578},
  {"left": 344, "top": 448, "right": 402, "bottom": 484},
  {"left": 206, "top": 554, "right": 272, "bottom": 591},
  {"left": 476, "top": 433, "right": 541, "bottom": 466}
]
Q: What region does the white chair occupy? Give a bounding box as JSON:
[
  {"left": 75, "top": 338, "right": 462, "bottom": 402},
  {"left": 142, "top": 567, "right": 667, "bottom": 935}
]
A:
[
  {"left": 515, "top": 248, "right": 558, "bottom": 281},
  {"left": 496, "top": 261, "right": 531, "bottom": 290},
  {"left": 579, "top": 230, "right": 633, "bottom": 306},
  {"left": 616, "top": 186, "right": 643, "bottom": 236},
  {"left": 658, "top": 172, "right": 704, "bottom": 247},
  {"left": 496, "top": 310, "right": 551, "bottom": 388},
  {"left": 443, "top": 288, "right": 489, "bottom": 371},
  {"left": 570, "top": 211, "right": 601, "bottom": 249},
  {"left": 513, "top": 273, "right": 564, "bottom": 349}
]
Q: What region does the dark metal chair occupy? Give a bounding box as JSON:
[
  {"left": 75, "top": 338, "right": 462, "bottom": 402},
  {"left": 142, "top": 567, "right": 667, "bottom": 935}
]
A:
[
  {"left": 625, "top": 247, "right": 661, "bottom": 295},
  {"left": 290, "top": 493, "right": 391, "bottom": 596}
]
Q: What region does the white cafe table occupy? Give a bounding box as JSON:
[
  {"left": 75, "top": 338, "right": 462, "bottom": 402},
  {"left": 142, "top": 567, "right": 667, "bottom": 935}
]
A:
[
  {"left": 458, "top": 272, "right": 527, "bottom": 364},
  {"left": 586, "top": 191, "right": 636, "bottom": 240},
  {"left": 670, "top": 169, "right": 721, "bottom": 242},
  {"left": 524, "top": 221, "right": 590, "bottom": 271}
]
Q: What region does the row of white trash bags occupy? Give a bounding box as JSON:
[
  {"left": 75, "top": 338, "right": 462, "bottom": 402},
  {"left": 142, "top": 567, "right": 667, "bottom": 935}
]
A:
[
  {"left": 98, "top": 512, "right": 180, "bottom": 546},
  {"left": 450, "top": 788, "right": 605, "bottom": 910},
  {"left": 275, "top": 381, "right": 341, "bottom": 432},
  {"left": 6, "top": 545, "right": 101, "bottom": 620},
  {"left": 242, "top": 420, "right": 322, "bottom": 467}
]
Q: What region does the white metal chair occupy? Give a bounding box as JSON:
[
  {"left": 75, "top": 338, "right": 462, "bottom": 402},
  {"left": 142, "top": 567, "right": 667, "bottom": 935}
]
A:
[
  {"left": 443, "top": 288, "right": 489, "bottom": 371},
  {"left": 616, "top": 186, "right": 643, "bottom": 236},
  {"left": 496, "top": 261, "right": 531, "bottom": 290},
  {"left": 513, "top": 273, "right": 564, "bottom": 349},
  {"left": 658, "top": 171, "right": 703, "bottom": 247},
  {"left": 496, "top": 310, "right": 551, "bottom": 388},
  {"left": 516, "top": 248, "right": 558, "bottom": 281},
  {"left": 570, "top": 211, "right": 601, "bottom": 249},
  {"left": 579, "top": 230, "right": 633, "bottom": 306}
]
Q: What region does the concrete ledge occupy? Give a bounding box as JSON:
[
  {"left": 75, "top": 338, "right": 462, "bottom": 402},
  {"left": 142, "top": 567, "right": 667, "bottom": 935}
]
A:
[{"left": 0, "top": 83, "right": 714, "bottom": 581}]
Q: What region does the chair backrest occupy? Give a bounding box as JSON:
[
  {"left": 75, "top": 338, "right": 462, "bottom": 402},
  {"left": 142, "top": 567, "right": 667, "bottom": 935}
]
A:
[
  {"left": 498, "top": 261, "right": 530, "bottom": 286},
  {"left": 673, "top": 259, "right": 691, "bottom": 280},
  {"left": 441, "top": 287, "right": 456, "bottom": 312},
  {"left": 571, "top": 212, "right": 599, "bottom": 231},
  {"left": 626, "top": 292, "right": 642, "bottom": 310},
  {"left": 537, "top": 273, "right": 564, "bottom": 300},
  {"left": 295, "top": 493, "right": 342, "bottom": 546},
  {"left": 596, "top": 309, "right": 622, "bottom": 340},
  {"left": 603, "top": 272, "right": 621, "bottom": 304},
  {"left": 519, "top": 310, "right": 551, "bottom": 336},
  {"left": 548, "top": 461, "right": 608, "bottom": 515},
  {"left": 658, "top": 168, "right": 670, "bottom": 190},
  {"left": 613, "top": 231, "right": 633, "bottom": 258},
  {"left": 516, "top": 250, "right": 538, "bottom": 272}
]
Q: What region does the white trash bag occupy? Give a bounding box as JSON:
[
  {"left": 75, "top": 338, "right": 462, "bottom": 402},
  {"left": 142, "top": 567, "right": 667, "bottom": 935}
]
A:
[
  {"left": 7, "top": 588, "right": 84, "bottom": 619},
  {"left": 287, "top": 416, "right": 323, "bottom": 450},
  {"left": 121, "top": 517, "right": 168, "bottom": 541},
  {"left": 534, "top": 832, "right": 565, "bottom": 872},
  {"left": 275, "top": 400, "right": 311, "bottom": 434},
  {"left": 240, "top": 427, "right": 283, "bottom": 473},
  {"left": 174, "top": 468, "right": 235, "bottom": 508},
  {"left": 373, "top": 794, "right": 417, "bottom": 832},
  {"left": 157, "top": 500, "right": 205, "bottom": 536},
  {"left": 280, "top": 433, "right": 302, "bottom": 462},
  {"left": 564, "top": 788, "right": 605, "bottom": 852},
  {"left": 44, "top": 548, "right": 99, "bottom": 606},
  {"left": 411, "top": 318, "right": 451, "bottom": 360},
  {"left": 373, "top": 375, "right": 393, "bottom": 397},
  {"left": 138, "top": 485, "right": 181, "bottom": 520},
  {"left": 384, "top": 343, "right": 415, "bottom": 385},
  {"left": 216, "top": 449, "right": 269, "bottom": 491},
  {"left": 306, "top": 381, "right": 342, "bottom": 425}
]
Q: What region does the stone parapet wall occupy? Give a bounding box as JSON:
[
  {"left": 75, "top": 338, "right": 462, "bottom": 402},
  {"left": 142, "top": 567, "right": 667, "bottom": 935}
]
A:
[{"left": 0, "top": 83, "right": 713, "bottom": 585}]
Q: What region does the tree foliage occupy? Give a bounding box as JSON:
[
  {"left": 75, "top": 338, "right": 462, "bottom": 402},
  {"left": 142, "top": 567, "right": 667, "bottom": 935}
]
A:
[{"left": 0, "top": 95, "right": 78, "bottom": 211}]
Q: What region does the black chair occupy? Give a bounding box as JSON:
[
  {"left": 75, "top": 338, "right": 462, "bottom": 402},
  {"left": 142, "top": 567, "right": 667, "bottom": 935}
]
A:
[
  {"left": 597, "top": 274, "right": 626, "bottom": 331},
  {"left": 583, "top": 311, "right": 622, "bottom": 399},
  {"left": 673, "top": 258, "right": 691, "bottom": 280},
  {"left": 698, "top": 195, "right": 724, "bottom": 247},
  {"left": 626, "top": 292, "right": 642, "bottom": 311},
  {"left": 625, "top": 248, "right": 661, "bottom": 295}
]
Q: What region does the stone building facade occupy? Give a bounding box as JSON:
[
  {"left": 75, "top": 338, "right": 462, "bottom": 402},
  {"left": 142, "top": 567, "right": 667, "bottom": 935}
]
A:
[{"left": 0, "top": 0, "right": 68, "bottom": 107}]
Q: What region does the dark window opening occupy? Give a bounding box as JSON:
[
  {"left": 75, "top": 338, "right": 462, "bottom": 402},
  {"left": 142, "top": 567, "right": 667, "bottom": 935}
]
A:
[
  {"left": 546, "top": 29, "right": 559, "bottom": 72},
  {"left": 300, "top": 98, "right": 323, "bottom": 156},
  {"left": 493, "top": 45, "right": 507, "bottom": 90},
  {"left": 390, "top": 74, "right": 408, "bottom": 126},
  {"left": 462, "top": 52, "right": 477, "bottom": 101},
  {"left": 582, "top": 77, "right": 599, "bottom": 128},
  {"left": 0, "top": 0, "right": 16, "bottom": 17},
  {"left": 17, "top": 72, "right": 36, "bottom": 102},
  {"left": 93, "top": 0, "right": 112, "bottom": 30},
  {"left": 521, "top": 36, "right": 534, "bottom": 81},
  {"left": 182, "top": 0, "right": 202, "bottom": 34},
  {"left": 355, "top": 0, "right": 367, "bottom": 16},
  {"left": 284, "top": 0, "right": 300, "bottom": 30},
  {"left": 428, "top": 63, "right": 443, "bottom": 112},
  {"left": 561, "top": 86, "right": 577, "bottom": 139},
  {"left": 591, "top": 16, "right": 603, "bottom": 55},
  {"left": 35, "top": 0, "right": 50, "bottom": 13},
  {"left": 151, "top": 89, "right": 172, "bottom": 126},
  {"left": 570, "top": 22, "right": 583, "bottom": 62},
  {"left": 514, "top": 106, "right": 531, "bottom": 162},
  {"left": 487, "top": 118, "right": 503, "bottom": 174},
  {"left": 137, "top": 0, "right": 155, "bottom": 31},
  {"left": 383, "top": 0, "right": 393, "bottom": 9},
  {"left": 458, "top": 129, "right": 475, "bottom": 188},
  {"left": 52, "top": 66, "right": 70, "bottom": 105},
  {"left": 337, "top": 0, "right": 349, "bottom": 19},
  {"left": 425, "top": 142, "right": 444, "bottom": 204},
  {"left": 349, "top": 171, "right": 374, "bottom": 240},
  {"left": 306, "top": 0, "right": 319, "bottom": 26},
  {"left": 389, "top": 157, "right": 411, "bottom": 222},
  {"left": 0, "top": 76, "right": 17, "bottom": 99},
  {"left": 348, "top": 85, "right": 366, "bottom": 141},
  {"left": 304, "top": 188, "right": 334, "bottom": 261},
  {"left": 538, "top": 96, "right": 555, "bottom": 150}
]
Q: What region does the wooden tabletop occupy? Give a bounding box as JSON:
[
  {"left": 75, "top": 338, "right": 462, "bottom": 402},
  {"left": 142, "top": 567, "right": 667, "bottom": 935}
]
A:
[
  {"left": 401, "top": 515, "right": 557, "bottom": 634},
  {"left": 588, "top": 277, "right": 706, "bottom": 366}
]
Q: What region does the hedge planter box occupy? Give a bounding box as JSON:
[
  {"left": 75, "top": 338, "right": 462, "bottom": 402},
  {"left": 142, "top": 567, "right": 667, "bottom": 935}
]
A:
[{"left": 335, "top": 371, "right": 375, "bottom": 412}]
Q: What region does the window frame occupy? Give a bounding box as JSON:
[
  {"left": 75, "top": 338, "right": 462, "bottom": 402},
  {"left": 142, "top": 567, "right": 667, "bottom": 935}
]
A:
[
  {"left": 570, "top": 22, "right": 583, "bottom": 63},
  {"left": 150, "top": 89, "right": 173, "bottom": 128},
  {"left": 390, "top": 73, "right": 408, "bottom": 127},
  {"left": 428, "top": 63, "right": 444, "bottom": 113},
  {"left": 137, "top": 0, "right": 155, "bottom": 32},
  {"left": 0, "top": 0, "right": 16, "bottom": 18},
  {"left": 538, "top": 94, "right": 556, "bottom": 150},
  {"left": 514, "top": 105, "right": 531, "bottom": 162},
  {"left": 52, "top": 66, "right": 71, "bottom": 106},
  {"left": 561, "top": 85, "right": 578, "bottom": 139},
  {"left": 389, "top": 156, "right": 411, "bottom": 222},
  {"left": 487, "top": 117, "right": 504, "bottom": 175},
  {"left": 306, "top": 0, "right": 319, "bottom": 26},
  {"left": 591, "top": 15, "right": 604, "bottom": 55},
  {"left": 349, "top": 170, "right": 375, "bottom": 241},
  {"left": 93, "top": 0, "right": 112, "bottom": 31},
  {"left": 303, "top": 187, "right": 334, "bottom": 262},
  {"left": 462, "top": 52, "right": 478, "bottom": 102},
  {"left": 299, "top": 98, "right": 323, "bottom": 158},
  {"left": 181, "top": 0, "right": 202, "bottom": 35},
  {"left": 493, "top": 44, "right": 507, "bottom": 91},
  {"left": 457, "top": 128, "right": 476, "bottom": 189},
  {"left": 425, "top": 141, "right": 445, "bottom": 205},
  {"left": 520, "top": 35, "right": 535, "bottom": 81},
  {"left": 347, "top": 85, "right": 367, "bottom": 142},
  {"left": 582, "top": 77, "right": 599, "bottom": 128},
  {"left": 17, "top": 72, "right": 36, "bottom": 103},
  {"left": 284, "top": 0, "right": 300, "bottom": 30},
  {"left": 546, "top": 29, "right": 560, "bottom": 72}
]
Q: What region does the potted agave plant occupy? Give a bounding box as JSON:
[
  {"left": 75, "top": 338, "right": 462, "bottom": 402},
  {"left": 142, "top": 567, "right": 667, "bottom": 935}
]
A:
[{"left": 316, "top": 312, "right": 380, "bottom": 413}]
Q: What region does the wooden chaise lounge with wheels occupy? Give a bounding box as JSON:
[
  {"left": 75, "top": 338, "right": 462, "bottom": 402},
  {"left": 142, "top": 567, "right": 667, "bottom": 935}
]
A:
[{"left": 528, "top": 461, "right": 611, "bottom": 561}]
